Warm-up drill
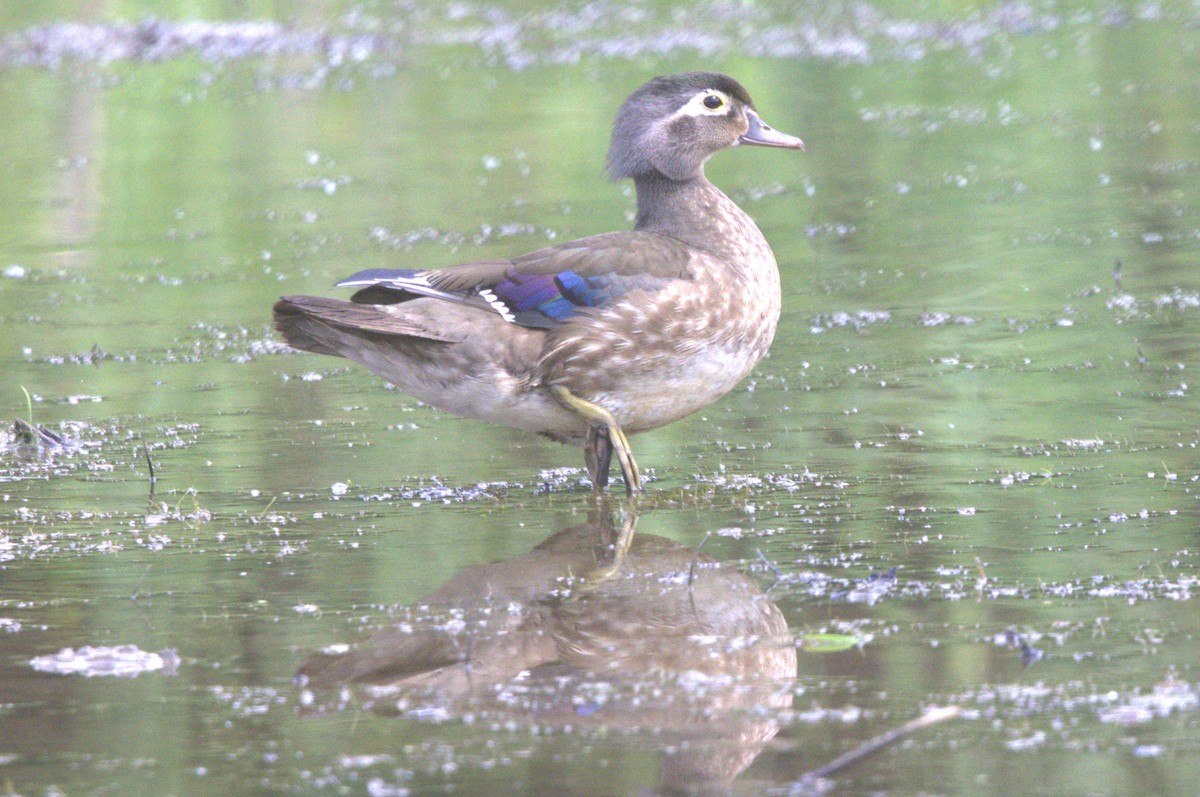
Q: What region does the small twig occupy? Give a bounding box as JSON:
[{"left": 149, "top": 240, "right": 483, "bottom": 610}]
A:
[
  {"left": 687, "top": 531, "right": 711, "bottom": 589},
  {"left": 755, "top": 548, "right": 785, "bottom": 592},
  {"left": 131, "top": 565, "right": 151, "bottom": 603},
  {"left": 756, "top": 548, "right": 784, "bottom": 577},
  {"left": 794, "top": 705, "right": 962, "bottom": 785},
  {"left": 462, "top": 625, "right": 474, "bottom": 687},
  {"left": 973, "top": 555, "right": 987, "bottom": 597},
  {"left": 254, "top": 495, "right": 278, "bottom": 521},
  {"left": 142, "top": 441, "right": 157, "bottom": 498}
]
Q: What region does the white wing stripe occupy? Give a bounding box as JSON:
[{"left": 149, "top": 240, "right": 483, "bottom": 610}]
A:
[
  {"left": 342, "top": 272, "right": 517, "bottom": 324},
  {"left": 478, "top": 289, "right": 516, "bottom": 323}
]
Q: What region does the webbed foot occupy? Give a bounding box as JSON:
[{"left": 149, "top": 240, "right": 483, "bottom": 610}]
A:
[{"left": 551, "top": 385, "right": 641, "bottom": 496}]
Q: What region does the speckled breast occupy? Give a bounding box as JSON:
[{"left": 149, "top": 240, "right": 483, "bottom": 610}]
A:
[{"left": 538, "top": 257, "right": 781, "bottom": 433}]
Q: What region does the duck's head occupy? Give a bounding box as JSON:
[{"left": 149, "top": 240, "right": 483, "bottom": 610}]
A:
[{"left": 606, "top": 71, "right": 804, "bottom": 182}]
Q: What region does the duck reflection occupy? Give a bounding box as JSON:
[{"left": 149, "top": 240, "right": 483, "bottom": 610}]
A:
[{"left": 297, "top": 508, "right": 796, "bottom": 790}]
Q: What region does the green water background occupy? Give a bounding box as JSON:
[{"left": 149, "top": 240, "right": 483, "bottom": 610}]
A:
[{"left": 1, "top": 2, "right": 1199, "bottom": 795}]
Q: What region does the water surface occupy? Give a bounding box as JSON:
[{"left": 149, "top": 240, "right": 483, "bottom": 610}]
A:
[{"left": 2, "top": 2, "right": 1199, "bottom": 795}]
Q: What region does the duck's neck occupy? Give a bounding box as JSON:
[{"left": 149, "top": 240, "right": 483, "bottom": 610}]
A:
[{"left": 632, "top": 171, "right": 772, "bottom": 268}]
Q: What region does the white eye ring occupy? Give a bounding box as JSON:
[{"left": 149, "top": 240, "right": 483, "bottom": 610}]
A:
[{"left": 677, "top": 90, "right": 732, "bottom": 118}]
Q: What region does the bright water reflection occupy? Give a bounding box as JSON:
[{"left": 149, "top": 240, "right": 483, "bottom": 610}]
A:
[
  {"left": 2, "top": 2, "right": 1200, "bottom": 795},
  {"left": 296, "top": 509, "right": 796, "bottom": 793}
]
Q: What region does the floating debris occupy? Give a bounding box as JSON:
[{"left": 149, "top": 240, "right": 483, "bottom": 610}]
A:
[
  {"left": 919, "top": 311, "right": 977, "bottom": 326},
  {"left": 3, "top": 1, "right": 1179, "bottom": 77},
  {"left": 11, "top": 418, "right": 74, "bottom": 456},
  {"left": 1097, "top": 675, "right": 1199, "bottom": 726},
  {"left": 0, "top": 19, "right": 384, "bottom": 69},
  {"left": 832, "top": 566, "right": 897, "bottom": 605},
  {"left": 810, "top": 309, "right": 892, "bottom": 332},
  {"left": 997, "top": 628, "right": 1046, "bottom": 668},
  {"left": 30, "top": 644, "right": 180, "bottom": 678}
]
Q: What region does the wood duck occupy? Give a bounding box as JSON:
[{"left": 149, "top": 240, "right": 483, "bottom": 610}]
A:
[{"left": 273, "top": 72, "right": 804, "bottom": 494}]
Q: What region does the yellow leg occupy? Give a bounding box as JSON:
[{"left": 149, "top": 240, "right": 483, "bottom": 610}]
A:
[
  {"left": 550, "top": 385, "right": 642, "bottom": 495},
  {"left": 574, "top": 509, "right": 639, "bottom": 594},
  {"left": 584, "top": 426, "right": 612, "bottom": 492}
]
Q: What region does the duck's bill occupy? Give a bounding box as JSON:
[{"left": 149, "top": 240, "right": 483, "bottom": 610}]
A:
[{"left": 739, "top": 109, "right": 805, "bottom": 150}]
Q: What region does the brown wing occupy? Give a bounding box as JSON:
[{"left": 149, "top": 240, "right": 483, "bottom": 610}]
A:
[
  {"left": 426, "top": 230, "right": 696, "bottom": 292},
  {"left": 330, "top": 230, "right": 699, "bottom": 330}
]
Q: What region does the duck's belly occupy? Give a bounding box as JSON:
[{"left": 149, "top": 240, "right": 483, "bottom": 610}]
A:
[
  {"left": 584, "top": 342, "right": 764, "bottom": 433},
  {"left": 408, "top": 344, "right": 760, "bottom": 440}
]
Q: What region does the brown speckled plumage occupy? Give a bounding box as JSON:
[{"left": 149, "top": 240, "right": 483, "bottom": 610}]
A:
[{"left": 273, "top": 71, "right": 804, "bottom": 493}]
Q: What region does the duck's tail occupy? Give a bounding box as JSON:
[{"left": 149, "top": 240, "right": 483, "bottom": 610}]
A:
[
  {"left": 273, "top": 295, "right": 464, "bottom": 358},
  {"left": 272, "top": 294, "right": 572, "bottom": 438}
]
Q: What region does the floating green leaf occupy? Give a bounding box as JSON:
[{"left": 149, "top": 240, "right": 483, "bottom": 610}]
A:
[{"left": 800, "top": 633, "right": 862, "bottom": 652}]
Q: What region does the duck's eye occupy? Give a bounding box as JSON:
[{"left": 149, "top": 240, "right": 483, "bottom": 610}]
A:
[{"left": 702, "top": 94, "right": 724, "bottom": 110}]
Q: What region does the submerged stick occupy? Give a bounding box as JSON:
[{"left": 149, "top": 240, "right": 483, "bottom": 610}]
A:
[
  {"left": 793, "top": 705, "right": 962, "bottom": 785},
  {"left": 142, "top": 441, "right": 157, "bottom": 497},
  {"left": 687, "top": 531, "right": 711, "bottom": 589},
  {"left": 131, "top": 565, "right": 151, "bottom": 603},
  {"left": 756, "top": 548, "right": 785, "bottom": 578}
]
